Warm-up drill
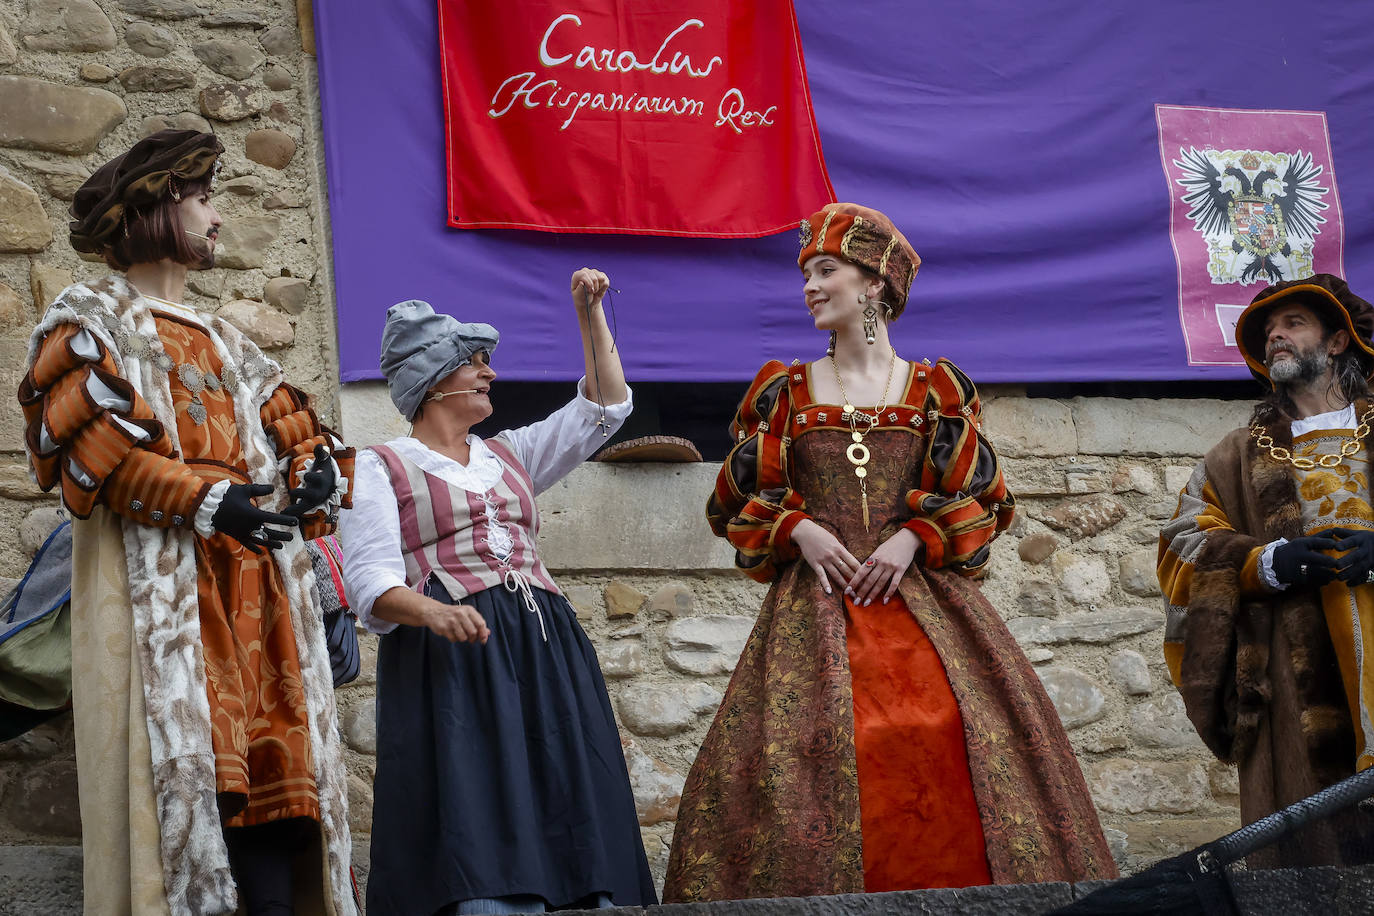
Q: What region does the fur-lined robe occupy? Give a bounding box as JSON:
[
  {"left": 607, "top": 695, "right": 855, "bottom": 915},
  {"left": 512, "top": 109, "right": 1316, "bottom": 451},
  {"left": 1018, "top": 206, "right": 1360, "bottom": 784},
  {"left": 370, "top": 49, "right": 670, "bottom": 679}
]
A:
[
  {"left": 1159, "top": 405, "right": 1374, "bottom": 866},
  {"left": 19, "top": 277, "right": 356, "bottom": 914}
]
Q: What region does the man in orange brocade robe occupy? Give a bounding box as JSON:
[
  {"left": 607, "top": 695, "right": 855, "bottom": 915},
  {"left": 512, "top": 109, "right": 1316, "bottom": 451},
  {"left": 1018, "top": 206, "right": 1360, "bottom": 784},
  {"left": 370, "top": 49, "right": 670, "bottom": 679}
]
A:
[{"left": 18, "top": 130, "right": 357, "bottom": 914}]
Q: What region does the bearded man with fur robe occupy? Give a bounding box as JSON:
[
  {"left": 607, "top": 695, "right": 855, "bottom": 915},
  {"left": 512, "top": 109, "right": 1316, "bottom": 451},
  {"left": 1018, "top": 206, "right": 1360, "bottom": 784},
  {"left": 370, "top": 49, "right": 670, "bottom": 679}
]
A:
[
  {"left": 17, "top": 130, "right": 357, "bottom": 914},
  {"left": 1160, "top": 273, "right": 1374, "bottom": 867}
]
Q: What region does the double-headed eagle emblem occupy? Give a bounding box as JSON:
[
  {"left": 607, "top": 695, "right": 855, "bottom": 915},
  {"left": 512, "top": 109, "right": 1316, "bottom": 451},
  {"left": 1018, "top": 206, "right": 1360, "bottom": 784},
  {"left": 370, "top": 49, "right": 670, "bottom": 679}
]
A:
[{"left": 1173, "top": 147, "right": 1329, "bottom": 284}]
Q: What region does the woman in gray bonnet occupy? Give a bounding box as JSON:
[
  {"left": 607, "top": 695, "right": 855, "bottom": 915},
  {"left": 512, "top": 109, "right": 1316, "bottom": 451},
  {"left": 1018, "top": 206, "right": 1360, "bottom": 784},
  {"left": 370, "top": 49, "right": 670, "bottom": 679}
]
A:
[{"left": 339, "top": 268, "right": 655, "bottom": 915}]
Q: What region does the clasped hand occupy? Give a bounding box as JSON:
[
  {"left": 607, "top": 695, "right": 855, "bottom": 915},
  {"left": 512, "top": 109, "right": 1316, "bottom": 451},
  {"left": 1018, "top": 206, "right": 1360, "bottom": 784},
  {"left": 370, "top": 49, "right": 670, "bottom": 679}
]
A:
[
  {"left": 791, "top": 519, "right": 921, "bottom": 604},
  {"left": 285, "top": 444, "right": 336, "bottom": 519},
  {"left": 571, "top": 267, "right": 610, "bottom": 311},
  {"left": 1271, "top": 527, "right": 1374, "bottom": 588}
]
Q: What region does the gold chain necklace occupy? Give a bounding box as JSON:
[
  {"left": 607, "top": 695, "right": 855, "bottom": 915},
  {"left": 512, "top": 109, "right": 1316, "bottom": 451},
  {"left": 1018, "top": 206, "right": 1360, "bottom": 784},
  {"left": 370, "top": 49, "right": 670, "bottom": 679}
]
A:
[
  {"left": 830, "top": 348, "right": 897, "bottom": 530},
  {"left": 1250, "top": 405, "right": 1374, "bottom": 470}
]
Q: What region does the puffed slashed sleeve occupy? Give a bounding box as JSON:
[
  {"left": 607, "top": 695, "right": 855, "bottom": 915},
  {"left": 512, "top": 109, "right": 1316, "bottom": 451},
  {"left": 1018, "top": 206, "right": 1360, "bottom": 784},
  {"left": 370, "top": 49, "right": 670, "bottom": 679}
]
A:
[
  {"left": 902, "top": 359, "right": 1015, "bottom": 577},
  {"left": 19, "top": 323, "right": 211, "bottom": 526},
  {"left": 706, "top": 361, "right": 809, "bottom": 583},
  {"left": 259, "top": 382, "right": 356, "bottom": 540}
]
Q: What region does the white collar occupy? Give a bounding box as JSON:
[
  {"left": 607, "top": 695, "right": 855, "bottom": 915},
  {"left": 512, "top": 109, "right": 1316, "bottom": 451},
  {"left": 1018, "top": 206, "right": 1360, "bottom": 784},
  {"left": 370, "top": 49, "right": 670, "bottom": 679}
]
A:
[
  {"left": 1291, "top": 403, "right": 1357, "bottom": 437},
  {"left": 387, "top": 435, "right": 504, "bottom": 494}
]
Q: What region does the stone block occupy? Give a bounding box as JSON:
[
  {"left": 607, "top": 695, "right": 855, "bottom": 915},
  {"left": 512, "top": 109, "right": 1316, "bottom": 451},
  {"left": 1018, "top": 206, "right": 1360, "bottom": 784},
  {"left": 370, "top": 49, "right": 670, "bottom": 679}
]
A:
[
  {"left": 267, "top": 100, "right": 291, "bottom": 122},
  {"left": 535, "top": 464, "right": 737, "bottom": 571},
  {"left": 29, "top": 262, "right": 72, "bottom": 311},
  {"left": 199, "top": 82, "right": 262, "bottom": 121},
  {"left": 622, "top": 738, "right": 683, "bottom": 826},
  {"left": 214, "top": 214, "right": 279, "bottom": 269},
  {"left": 202, "top": 8, "right": 267, "bottom": 28},
  {"left": 1209, "top": 760, "right": 1239, "bottom": 800},
  {"left": 346, "top": 772, "right": 372, "bottom": 835},
  {"left": 117, "top": 65, "right": 194, "bottom": 92},
  {"left": 664, "top": 615, "right": 754, "bottom": 675},
  {"left": 648, "top": 581, "right": 694, "bottom": 617},
  {"left": 1036, "top": 666, "right": 1105, "bottom": 729},
  {"left": 1055, "top": 554, "right": 1110, "bottom": 605},
  {"left": 1025, "top": 647, "right": 1053, "bottom": 664},
  {"left": 1007, "top": 606, "right": 1160, "bottom": 646},
  {"left": 598, "top": 641, "right": 644, "bottom": 678},
  {"left": 1016, "top": 579, "right": 1058, "bottom": 618},
  {"left": 1164, "top": 464, "right": 1198, "bottom": 496},
  {"left": 563, "top": 585, "right": 599, "bottom": 621},
  {"left": 245, "top": 127, "right": 297, "bottom": 169},
  {"left": 615, "top": 683, "right": 720, "bottom": 738},
  {"left": 263, "top": 62, "right": 293, "bottom": 90},
  {"left": 1112, "top": 464, "right": 1160, "bottom": 495},
  {"left": 79, "top": 62, "right": 115, "bottom": 82},
  {"left": 260, "top": 25, "right": 295, "bottom": 56},
  {"left": 343, "top": 703, "right": 376, "bottom": 756},
  {"left": 1108, "top": 648, "right": 1151, "bottom": 696},
  {"left": 0, "top": 282, "right": 33, "bottom": 330},
  {"left": 263, "top": 275, "right": 308, "bottom": 313},
  {"left": 20, "top": 506, "right": 66, "bottom": 556},
  {"left": 21, "top": 0, "right": 116, "bottom": 51},
  {"left": 216, "top": 299, "right": 292, "bottom": 349},
  {"left": 982, "top": 397, "right": 1075, "bottom": 458},
  {"left": 124, "top": 20, "right": 175, "bottom": 56},
  {"left": 1034, "top": 494, "right": 1127, "bottom": 540},
  {"left": 3, "top": 759, "right": 81, "bottom": 836},
  {"left": 1001, "top": 456, "right": 1067, "bottom": 496},
  {"left": 186, "top": 269, "right": 224, "bottom": 299},
  {"left": 263, "top": 188, "right": 304, "bottom": 209},
  {"left": 1129, "top": 693, "right": 1203, "bottom": 749},
  {"left": 604, "top": 580, "right": 645, "bottom": 619},
  {"left": 1118, "top": 548, "right": 1161, "bottom": 597},
  {"left": 0, "top": 22, "right": 15, "bottom": 66},
  {"left": 1073, "top": 398, "right": 1250, "bottom": 457},
  {"left": 18, "top": 156, "right": 90, "bottom": 200},
  {"left": 118, "top": 0, "right": 207, "bottom": 20},
  {"left": 1016, "top": 532, "right": 1059, "bottom": 564},
  {"left": 1087, "top": 759, "right": 1208, "bottom": 814},
  {"left": 140, "top": 111, "right": 212, "bottom": 136},
  {"left": 0, "top": 166, "right": 53, "bottom": 252},
  {"left": 193, "top": 37, "right": 263, "bottom": 79},
  {"left": 0, "top": 76, "right": 126, "bottom": 153},
  {"left": 217, "top": 174, "right": 264, "bottom": 196},
  {"left": 0, "top": 462, "right": 48, "bottom": 500}
]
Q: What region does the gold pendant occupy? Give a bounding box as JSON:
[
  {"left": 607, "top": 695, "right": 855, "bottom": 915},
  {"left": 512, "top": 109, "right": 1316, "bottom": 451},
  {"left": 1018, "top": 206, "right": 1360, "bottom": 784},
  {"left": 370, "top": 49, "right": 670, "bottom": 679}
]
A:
[{"left": 860, "top": 478, "right": 870, "bottom": 530}]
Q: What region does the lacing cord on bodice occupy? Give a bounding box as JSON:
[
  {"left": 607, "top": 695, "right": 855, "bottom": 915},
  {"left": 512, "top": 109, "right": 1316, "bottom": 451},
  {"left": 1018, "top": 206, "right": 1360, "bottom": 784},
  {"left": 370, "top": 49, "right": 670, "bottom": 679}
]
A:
[{"left": 503, "top": 568, "right": 547, "bottom": 642}]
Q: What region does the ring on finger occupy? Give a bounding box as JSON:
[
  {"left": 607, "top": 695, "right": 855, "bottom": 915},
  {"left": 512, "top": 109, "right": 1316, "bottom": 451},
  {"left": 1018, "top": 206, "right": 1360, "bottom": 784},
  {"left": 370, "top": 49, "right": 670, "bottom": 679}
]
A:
[{"left": 865, "top": 558, "right": 876, "bottom": 567}]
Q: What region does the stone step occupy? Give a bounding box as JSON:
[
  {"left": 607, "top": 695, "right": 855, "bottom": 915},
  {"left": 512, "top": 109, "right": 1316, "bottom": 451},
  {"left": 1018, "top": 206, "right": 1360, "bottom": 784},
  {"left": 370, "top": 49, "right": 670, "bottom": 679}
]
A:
[{"left": 3, "top": 844, "right": 1371, "bottom": 915}]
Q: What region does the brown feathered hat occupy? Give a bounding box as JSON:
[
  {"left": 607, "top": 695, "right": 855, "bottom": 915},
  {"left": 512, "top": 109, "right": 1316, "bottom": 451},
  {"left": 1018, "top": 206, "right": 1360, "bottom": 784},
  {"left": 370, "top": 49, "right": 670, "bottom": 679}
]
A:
[
  {"left": 69, "top": 129, "right": 223, "bottom": 255},
  {"left": 797, "top": 202, "right": 921, "bottom": 317},
  {"left": 1233, "top": 273, "right": 1374, "bottom": 384}
]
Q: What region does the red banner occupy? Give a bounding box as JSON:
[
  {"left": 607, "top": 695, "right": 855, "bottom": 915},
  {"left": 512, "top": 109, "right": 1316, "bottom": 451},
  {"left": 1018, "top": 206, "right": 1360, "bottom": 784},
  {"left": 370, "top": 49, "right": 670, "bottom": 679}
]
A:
[{"left": 437, "top": 0, "right": 834, "bottom": 237}]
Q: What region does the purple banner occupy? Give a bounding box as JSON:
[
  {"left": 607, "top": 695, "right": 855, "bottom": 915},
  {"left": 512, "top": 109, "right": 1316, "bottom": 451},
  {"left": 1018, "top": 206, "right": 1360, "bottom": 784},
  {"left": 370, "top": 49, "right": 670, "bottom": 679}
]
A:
[{"left": 314, "top": 1, "right": 1374, "bottom": 384}]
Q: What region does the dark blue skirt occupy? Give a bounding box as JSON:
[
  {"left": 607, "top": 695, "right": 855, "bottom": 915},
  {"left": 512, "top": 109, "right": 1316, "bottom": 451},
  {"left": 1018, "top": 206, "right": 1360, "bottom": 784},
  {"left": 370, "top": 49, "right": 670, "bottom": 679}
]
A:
[{"left": 367, "top": 579, "right": 657, "bottom": 915}]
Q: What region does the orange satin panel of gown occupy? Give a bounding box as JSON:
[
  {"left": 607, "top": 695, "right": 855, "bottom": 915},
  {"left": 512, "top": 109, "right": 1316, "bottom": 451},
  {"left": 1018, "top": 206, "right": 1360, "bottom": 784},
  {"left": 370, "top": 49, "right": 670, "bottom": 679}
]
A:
[
  {"left": 846, "top": 592, "right": 992, "bottom": 891},
  {"left": 155, "top": 310, "right": 318, "bottom": 827}
]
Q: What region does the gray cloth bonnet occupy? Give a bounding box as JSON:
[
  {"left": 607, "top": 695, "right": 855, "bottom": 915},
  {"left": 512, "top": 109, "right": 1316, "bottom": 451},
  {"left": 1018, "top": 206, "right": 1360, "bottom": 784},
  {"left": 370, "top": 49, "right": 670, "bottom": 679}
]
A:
[{"left": 379, "top": 299, "right": 499, "bottom": 421}]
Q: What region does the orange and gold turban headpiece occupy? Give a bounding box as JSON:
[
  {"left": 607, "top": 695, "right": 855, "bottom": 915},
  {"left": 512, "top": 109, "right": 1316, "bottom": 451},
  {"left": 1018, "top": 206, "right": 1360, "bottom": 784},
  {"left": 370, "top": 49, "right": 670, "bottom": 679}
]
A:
[{"left": 798, "top": 202, "right": 921, "bottom": 317}]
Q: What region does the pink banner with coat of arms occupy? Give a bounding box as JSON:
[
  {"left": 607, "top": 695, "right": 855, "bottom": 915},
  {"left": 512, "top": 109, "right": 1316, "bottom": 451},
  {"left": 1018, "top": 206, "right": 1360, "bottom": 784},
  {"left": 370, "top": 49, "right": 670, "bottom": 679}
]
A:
[{"left": 1157, "top": 105, "right": 1345, "bottom": 366}]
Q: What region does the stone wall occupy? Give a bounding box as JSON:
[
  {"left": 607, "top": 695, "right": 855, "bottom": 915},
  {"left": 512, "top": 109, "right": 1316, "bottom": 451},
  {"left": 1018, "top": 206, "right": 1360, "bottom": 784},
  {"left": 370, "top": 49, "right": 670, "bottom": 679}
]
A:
[{"left": 0, "top": 0, "right": 1259, "bottom": 897}]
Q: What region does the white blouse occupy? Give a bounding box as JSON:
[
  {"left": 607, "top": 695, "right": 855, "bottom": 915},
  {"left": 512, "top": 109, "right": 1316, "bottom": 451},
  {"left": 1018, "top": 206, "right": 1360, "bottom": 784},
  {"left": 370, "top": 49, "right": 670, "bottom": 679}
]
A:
[{"left": 339, "top": 379, "right": 632, "bottom": 633}]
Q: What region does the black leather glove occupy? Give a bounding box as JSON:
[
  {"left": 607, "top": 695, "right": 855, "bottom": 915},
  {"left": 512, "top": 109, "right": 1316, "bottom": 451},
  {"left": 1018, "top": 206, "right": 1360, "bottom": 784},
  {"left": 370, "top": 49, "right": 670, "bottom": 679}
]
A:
[
  {"left": 211, "top": 483, "right": 298, "bottom": 554},
  {"left": 1271, "top": 536, "right": 1341, "bottom": 587},
  {"left": 286, "top": 444, "right": 337, "bottom": 519},
  {"left": 1327, "top": 527, "right": 1374, "bottom": 587}
]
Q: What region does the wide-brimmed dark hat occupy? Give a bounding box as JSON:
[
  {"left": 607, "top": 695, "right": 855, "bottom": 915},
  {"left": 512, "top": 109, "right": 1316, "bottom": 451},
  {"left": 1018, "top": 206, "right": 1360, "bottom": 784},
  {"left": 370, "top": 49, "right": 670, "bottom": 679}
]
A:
[
  {"left": 69, "top": 129, "right": 223, "bottom": 255},
  {"left": 1234, "top": 273, "right": 1374, "bottom": 384}
]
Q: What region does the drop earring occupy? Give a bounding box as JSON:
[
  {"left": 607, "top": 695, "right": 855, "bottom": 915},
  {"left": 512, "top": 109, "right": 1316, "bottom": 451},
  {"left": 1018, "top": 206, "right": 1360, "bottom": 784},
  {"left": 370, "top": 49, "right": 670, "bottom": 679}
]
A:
[
  {"left": 860, "top": 294, "right": 878, "bottom": 345},
  {"left": 826, "top": 330, "right": 836, "bottom": 358}
]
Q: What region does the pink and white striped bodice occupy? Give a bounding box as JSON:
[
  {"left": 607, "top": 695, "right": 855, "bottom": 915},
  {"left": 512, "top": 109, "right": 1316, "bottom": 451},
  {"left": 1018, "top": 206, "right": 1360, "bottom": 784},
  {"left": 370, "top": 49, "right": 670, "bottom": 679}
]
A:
[{"left": 368, "top": 438, "right": 562, "bottom": 601}]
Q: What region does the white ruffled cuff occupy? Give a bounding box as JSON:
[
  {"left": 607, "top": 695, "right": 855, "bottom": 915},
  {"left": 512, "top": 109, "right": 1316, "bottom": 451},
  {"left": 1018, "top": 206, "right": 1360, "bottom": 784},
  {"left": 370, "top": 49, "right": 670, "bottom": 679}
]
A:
[
  {"left": 195, "top": 479, "right": 231, "bottom": 537},
  {"left": 1259, "top": 538, "right": 1289, "bottom": 592}
]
